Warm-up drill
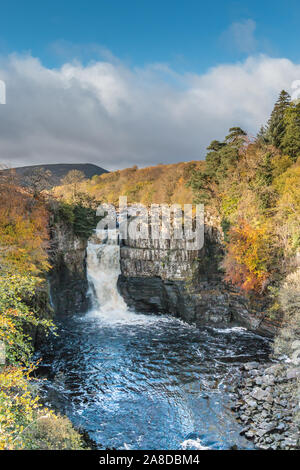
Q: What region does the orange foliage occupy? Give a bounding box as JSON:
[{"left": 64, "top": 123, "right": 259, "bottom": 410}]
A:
[
  {"left": 0, "top": 182, "right": 50, "bottom": 274},
  {"left": 223, "top": 220, "right": 271, "bottom": 293}
]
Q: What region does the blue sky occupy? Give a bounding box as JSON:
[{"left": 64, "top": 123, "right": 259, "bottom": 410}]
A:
[
  {"left": 1, "top": 1, "right": 300, "bottom": 169},
  {"left": 1, "top": 0, "right": 299, "bottom": 72}
]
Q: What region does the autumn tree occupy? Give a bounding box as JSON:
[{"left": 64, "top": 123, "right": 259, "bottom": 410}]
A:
[
  {"left": 223, "top": 220, "right": 272, "bottom": 293},
  {"left": 24, "top": 168, "right": 53, "bottom": 198},
  {"left": 61, "top": 170, "right": 86, "bottom": 198},
  {"left": 0, "top": 183, "right": 50, "bottom": 274},
  {"left": 0, "top": 166, "right": 20, "bottom": 187}
]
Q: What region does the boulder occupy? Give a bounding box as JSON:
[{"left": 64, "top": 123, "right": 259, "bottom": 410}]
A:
[
  {"left": 264, "top": 364, "right": 285, "bottom": 377},
  {"left": 286, "top": 367, "right": 300, "bottom": 380},
  {"left": 291, "top": 340, "right": 300, "bottom": 351},
  {"left": 244, "top": 362, "right": 260, "bottom": 371},
  {"left": 251, "top": 387, "right": 273, "bottom": 403}
]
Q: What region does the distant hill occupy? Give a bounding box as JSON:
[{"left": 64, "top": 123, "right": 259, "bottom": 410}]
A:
[
  {"left": 3, "top": 163, "right": 108, "bottom": 187},
  {"left": 53, "top": 161, "right": 204, "bottom": 205}
]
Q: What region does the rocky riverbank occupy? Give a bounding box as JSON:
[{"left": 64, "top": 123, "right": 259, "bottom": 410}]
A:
[{"left": 231, "top": 361, "right": 300, "bottom": 450}]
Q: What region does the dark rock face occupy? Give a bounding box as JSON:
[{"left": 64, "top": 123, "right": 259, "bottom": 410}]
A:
[
  {"left": 118, "top": 276, "right": 185, "bottom": 316},
  {"left": 25, "top": 282, "right": 54, "bottom": 349},
  {"left": 118, "top": 276, "right": 234, "bottom": 326},
  {"left": 118, "top": 216, "right": 278, "bottom": 335},
  {"left": 49, "top": 221, "right": 90, "bottom": 315},
  {"left": 118, "top": 215, "right": 233, "bottom": 326},
  {"left": 227, "top": 293, "right": 278, "bottom": 337},
  {"left": 50, "top": 259, "right": 90, "bottom": 315}
]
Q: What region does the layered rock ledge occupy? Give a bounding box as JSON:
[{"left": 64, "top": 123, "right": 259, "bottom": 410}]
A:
[{"left": 118, "top": 219, "right": 277, "bottom": 336}]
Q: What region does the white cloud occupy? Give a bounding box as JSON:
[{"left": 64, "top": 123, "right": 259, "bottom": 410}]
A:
[
  {"left": 0, "top": 53, "right": 299, "bottom": 170},
  {"left": 221, "top": 19, "right": 258, "bottom": 54}
]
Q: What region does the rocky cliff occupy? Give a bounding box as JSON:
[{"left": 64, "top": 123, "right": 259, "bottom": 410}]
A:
[
  {"left": 49, "top": 220, "right": 89, "bottom": 315},
  {"left": 48, "top": 212, "right": 277, "bottom": 336},
  {"left": 118, "top": 216, "right": 277, "bottom": 336},
  {"left": 118, "top": 220, "right": 225, "bottom": 321}
]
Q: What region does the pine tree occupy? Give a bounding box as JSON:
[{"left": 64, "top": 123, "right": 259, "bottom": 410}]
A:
[
  {"left": 205, "top": 140, "right": 224, "bottom": 178},
  {"left": 189, "top": 128, "right": 248, "bottom": 204},
  {"left": 215, "top": 127, "right": 247, "bottom": 179},
  {"left": 280, "top": 101, "right": 300, "bottom": 161},
  {"left": 225, "top": 127, "right": 247, "bottom": 144},
  {"left": 266, "top": 90, "right": 291, "bottom": 147},
  {"left": 256, "top": 125, "right": 268, "bottom": 144}
]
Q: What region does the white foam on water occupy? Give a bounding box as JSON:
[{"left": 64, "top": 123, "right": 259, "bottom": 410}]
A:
[
  {"left": 180, "top": 438, "right": 210, "bottom": 450},
  {"left": 212, "top": 326, "right": 247, "bottom": 334},
  {"left": 86, "top": 232, "right": 161, "bottom": 326}
]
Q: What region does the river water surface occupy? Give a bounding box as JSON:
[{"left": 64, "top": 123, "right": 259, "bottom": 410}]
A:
[{"left": 38, "top": 236, "right": 271, "bottom": 450}]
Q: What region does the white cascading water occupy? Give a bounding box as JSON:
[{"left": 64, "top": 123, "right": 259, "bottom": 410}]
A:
[
  {"left": 86, "top": 230, "right": 158, "bottom": 324},
  {"left": 86, "top": 230, "right": 129, "bottom": 321}
]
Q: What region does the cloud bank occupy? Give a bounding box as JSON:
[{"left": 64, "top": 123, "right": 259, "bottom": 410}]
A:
[{"left": 0, "top": 53, "right": 300, "bottom": 170}]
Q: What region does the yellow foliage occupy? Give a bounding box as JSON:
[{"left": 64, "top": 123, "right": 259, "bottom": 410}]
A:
[
  {"left": 0, "top": 363, "right": 85, "bottom": 450},
  {"left": 271, "top": 154, "right": 293, "bottom": 179},
  {"left": 223, "top": 220, "right": 272, "bottom": 292},
  {"left": 0, "top": 365, "right": 49, "bottom": 449},
  {"left": 53, "top": 161, "right": 204, "bottom": 206},
  {"left": 274, "top": 159, "right": 300, "bottom": 253},
  {"left": 0, "top": 184, "right": 50, "bottom": 274},
  {"left": 274, "top": 160, "right": 300, "bottom": 219}
]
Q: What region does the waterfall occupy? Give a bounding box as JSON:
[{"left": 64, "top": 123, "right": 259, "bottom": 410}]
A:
[
  {"left": 86, "top": 230, "right": 160, "bottom": 325},
  {"left": 86, "top": 231, "right": 129, "bottom": 320}
]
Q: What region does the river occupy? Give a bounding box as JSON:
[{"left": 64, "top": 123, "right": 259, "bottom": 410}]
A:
[{"left": 37, "top": 235, "right": 271, "bottom": 450}]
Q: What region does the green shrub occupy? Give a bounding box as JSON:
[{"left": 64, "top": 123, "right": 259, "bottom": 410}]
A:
[
  {"left": 20, "top": 413, "right": 87, "bottom": 450},
  {"left": 53, "top": 193, "right": 102, "bottom": 240}
]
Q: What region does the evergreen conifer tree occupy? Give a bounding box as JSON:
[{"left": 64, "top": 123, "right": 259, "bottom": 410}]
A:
[
  {"left": 280, "top": 101, "right": 300, "bottom": 161},
  {"left": 266, "top": 90, "right": 291, "bottom": 147}
]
